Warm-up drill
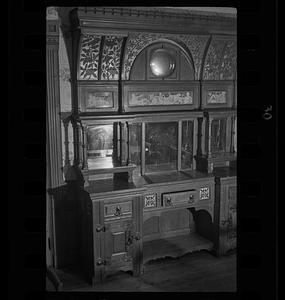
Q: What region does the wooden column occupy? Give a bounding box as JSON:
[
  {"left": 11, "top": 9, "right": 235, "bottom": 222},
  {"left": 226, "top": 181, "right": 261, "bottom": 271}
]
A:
[
  {"left": 46, "top": 8, "right": 64, "bottom": 268},
  {"left": 47, "top": 16, "right": 64, "bottom": 187}
]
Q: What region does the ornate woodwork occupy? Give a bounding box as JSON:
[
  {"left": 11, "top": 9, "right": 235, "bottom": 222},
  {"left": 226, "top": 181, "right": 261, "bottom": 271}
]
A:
[
  {"left": 49, "top": 7, "right": 237, "bottom": 285},
  {"left": 100, "top": 36, "right": 124, "bottom": 80},
  {"left": 78, "top": 34, "right": 101, "bottom": 80},
  {"left": 202, "top": 36, "right": 237, "bottom": 80}
]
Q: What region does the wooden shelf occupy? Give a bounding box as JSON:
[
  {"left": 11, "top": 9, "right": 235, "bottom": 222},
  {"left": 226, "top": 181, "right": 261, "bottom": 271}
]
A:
[{"left": 143, "top": 233, "right": 213, "bottom": 263}]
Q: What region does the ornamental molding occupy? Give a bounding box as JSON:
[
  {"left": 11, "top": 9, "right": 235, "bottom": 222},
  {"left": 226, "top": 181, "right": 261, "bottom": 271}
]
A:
[{"left": 77, "top": 7, "right": 236, "bottom": 22}]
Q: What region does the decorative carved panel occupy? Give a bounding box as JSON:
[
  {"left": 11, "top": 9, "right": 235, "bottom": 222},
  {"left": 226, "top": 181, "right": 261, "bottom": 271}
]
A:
[
  {"left": 122, "top": 32, "right": 209, "bottom": 80},
  {"left": 78, "top": 83, "right": 118, "bottom": 112},
  {"left": 100, "top": 36, "right": 124, "bottom": 80},
  {"left": 86, "top": 92, "right": 114, "bottom": 109},
  {"left": 203, "top": 36, "right": 237, "bottom": 80},
  {"left": 144, "top": 194, "right": 157, "bottom": 208},
  {"left": 128, "top": 91, "right": 193, "bottom": 107},
  {"left": 199, "top": 187, "right": 210, "bottom": 200},
  {"left": 78, "top": 34, "right": 101, "bottom": 80},
  {"left": 203, "top": 37, "right": 227, "bottom": 80},
  {"left": 178, "top": 35, "right": 210, "bottom": 79},
  {"left": 220, "top": 39, "right": 237, "bottom": 80}
]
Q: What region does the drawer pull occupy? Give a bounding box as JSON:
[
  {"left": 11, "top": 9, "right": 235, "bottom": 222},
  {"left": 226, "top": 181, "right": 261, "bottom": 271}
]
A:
[
  {"left": 188, "top": 194, "right": 195, "bottom": 204},
  {"left": 114, "top": 205, "right": 122, "bottom": 216},
  {"left": 166, "top": 196, "right": 172, "bottom": 206}
]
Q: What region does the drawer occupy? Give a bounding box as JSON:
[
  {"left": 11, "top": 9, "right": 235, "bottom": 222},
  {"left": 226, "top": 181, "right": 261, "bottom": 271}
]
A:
[
  {"left": 162, "top": 190, "right": 198, "bottom": 207},
  {"left": 104, "top": 201, "right": 132, "bottom": 219}
]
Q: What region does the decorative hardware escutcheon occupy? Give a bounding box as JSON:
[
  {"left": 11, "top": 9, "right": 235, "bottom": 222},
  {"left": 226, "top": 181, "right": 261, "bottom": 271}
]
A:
[
  {"left": 126, "top": 231, "right": 141, "bottom": 245},
  {"left": 96, "top": 258, "right": 107, "bottom": 266},
  {"left": 166, "top": 196, "right": 172, "bottom": 206},
  {"left": 96, "top": 225, "right": 106, "bottom": 232},
  {"left": 188, "top": 194, "right": 195, "bottom": 204},
  {"left": 114, "top": 205, "right": 122, "bottom": 216}
]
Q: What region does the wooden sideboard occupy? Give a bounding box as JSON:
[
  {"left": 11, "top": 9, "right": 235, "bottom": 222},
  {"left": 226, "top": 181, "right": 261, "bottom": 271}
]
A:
[
  {"left": 49, "top": 7, "right": 237, "bottom": 286},
  {"left": 71, "top": 170, "right": 217, "bottom": 284}
]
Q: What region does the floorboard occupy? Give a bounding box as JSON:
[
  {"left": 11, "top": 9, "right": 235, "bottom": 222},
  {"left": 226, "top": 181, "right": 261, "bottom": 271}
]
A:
[{"left": 48, "top": 250, "right": 236, "bottom": 292}]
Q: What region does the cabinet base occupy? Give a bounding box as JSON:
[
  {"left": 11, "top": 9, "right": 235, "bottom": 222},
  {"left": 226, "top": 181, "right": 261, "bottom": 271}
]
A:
[{"left": 143, "top": 233, "right": 213, "bottom": 263}]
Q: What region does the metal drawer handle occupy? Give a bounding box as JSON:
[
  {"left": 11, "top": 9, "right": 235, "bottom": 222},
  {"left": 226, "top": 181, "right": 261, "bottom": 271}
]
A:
[
  {"left": 188, "top": 194, "right": 195, "bottom": 204},
  {"left": 114, "top": 205, "right": 122, "bottom": 216},
  {"left": 166, "top": 196, "right": 172, "bottom": 206}
]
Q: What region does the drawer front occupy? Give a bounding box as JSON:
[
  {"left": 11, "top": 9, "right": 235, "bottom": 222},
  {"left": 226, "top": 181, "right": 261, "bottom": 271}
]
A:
[
  {"left": 162, "top": 190, "right": 198, "bottom": 207},
  {"left": 104, "top": 201, "right": 132, "bottom": 219}
]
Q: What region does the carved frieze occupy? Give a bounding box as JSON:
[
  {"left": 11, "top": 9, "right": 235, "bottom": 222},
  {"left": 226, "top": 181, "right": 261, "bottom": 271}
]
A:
[
  {"left": 100, "top": 36, "right": 124, "bottom": 80},
  {"left": 78, "top": 34, "right": 101, "bottom": 80},
  {"left": 179, "top": 35, "right": 210, "bottom": 79},
  {"left": 128, "top": 91, "right": 193, "bottom": 107}
]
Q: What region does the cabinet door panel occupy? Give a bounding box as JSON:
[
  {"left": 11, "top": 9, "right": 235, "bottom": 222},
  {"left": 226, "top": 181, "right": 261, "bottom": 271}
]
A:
[
  {"left": 98, "top": 196, "right": 142, "bottom": 278},
  {"left": 226, "top": 185, "right": 236, "bottom": 249},
  {"left": 104, "top": 219, "right": 134, "bottom": 266}
]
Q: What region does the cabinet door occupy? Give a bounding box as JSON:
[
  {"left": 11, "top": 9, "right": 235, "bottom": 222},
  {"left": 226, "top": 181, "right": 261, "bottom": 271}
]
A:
[
  {"left": 218, "top": 180, "right": 236, "bottom": 255},
  {"left": 226, "top": 185, "right": 236, "bottom": 250},
  {"left": 99, "top": 196, "right": 142, "bottom": 279}
]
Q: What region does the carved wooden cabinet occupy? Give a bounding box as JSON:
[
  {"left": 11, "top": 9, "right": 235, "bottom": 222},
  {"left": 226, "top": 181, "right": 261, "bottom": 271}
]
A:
[
  {"left": 213, "top": 168, "right": 236, "bottom": 255},
  {"left": 80, "top": 186, "right": 145, "bottom": 284},
  {"left": 52, "top": 6, "right": 237, "bottom": 286}
]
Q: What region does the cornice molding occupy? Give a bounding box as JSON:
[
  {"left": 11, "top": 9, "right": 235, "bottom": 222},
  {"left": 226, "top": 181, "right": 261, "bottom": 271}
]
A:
[
  {"left": 70, "top": 7, "right": 236, "bottom": 35},
  {"left": 77, "top": 7, "right": 236, "bottom": 22}
]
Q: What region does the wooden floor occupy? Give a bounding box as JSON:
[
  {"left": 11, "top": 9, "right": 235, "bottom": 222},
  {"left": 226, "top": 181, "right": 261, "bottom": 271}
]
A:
[{"left": 47, "top": 250, "right": 236, "bottom": 292}]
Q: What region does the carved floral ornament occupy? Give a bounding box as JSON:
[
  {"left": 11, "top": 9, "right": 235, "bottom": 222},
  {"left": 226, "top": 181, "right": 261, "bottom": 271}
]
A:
[
  {"left": 202, "top": 36, "right": 237, "bottom": 80},
  {"left": 78, "top": 34, "right": 124, "bottom": 80},
  {"left": 77, "top": 32, "right": 236, "bottom": 81}
]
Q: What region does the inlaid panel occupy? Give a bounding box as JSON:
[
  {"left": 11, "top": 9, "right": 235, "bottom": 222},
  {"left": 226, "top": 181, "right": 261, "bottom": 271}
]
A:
[
  {"left": 86, "top": 92, "right": 114, "bottom": 109},
  {"left": 78, "top": 83, "right": 118, "bottom": 112},
  {"left": 207, "top": 91, "right": 227, "bottom": 104},
  {"left": 128, "top": 91, "right": 193, "bottom": 107}
]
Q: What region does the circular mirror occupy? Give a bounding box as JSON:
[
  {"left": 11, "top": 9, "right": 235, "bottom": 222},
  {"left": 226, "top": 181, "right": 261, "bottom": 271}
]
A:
[{"left": 149, "top": 49, "right": 176, "bottom": 77}]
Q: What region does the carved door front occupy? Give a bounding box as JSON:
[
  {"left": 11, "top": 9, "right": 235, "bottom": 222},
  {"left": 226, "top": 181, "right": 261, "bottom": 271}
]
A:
[
  {"left": 226, "top": 185, "right": 237, "bottom": 250},
  {"left": 98, "top": 196, "right": 142, "bottom": 280}
]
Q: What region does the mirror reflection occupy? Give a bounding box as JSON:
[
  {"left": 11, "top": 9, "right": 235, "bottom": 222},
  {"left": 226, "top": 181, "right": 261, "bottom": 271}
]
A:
[{"left": 87, "top": 125, "right": 115, "bottom": 169}]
